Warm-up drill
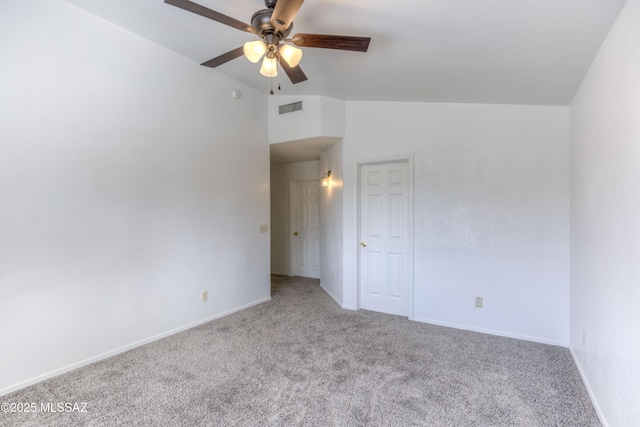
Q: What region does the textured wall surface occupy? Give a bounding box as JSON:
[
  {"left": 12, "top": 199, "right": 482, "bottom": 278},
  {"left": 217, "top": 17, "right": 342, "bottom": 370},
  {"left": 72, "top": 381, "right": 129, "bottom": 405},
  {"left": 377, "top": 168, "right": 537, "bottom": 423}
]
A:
[
  {"left": 0, "top": 0, "right": 270, "bottom": 393},
  {"left": 342, "top": 102, "right": 570, "bottom": 345},
  {"left": 319, "top": 142, "right": 344, "bottom": 306},
  {"left": 570, "top": 0, "right": 640, "bottom": 425}
]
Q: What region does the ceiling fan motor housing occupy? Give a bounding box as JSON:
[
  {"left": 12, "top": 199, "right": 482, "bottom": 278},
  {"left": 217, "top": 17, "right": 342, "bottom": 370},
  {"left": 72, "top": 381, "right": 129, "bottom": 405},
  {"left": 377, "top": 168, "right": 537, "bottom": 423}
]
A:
[{"left": 251, "top": 9, "right": 292, "bottom": 39}]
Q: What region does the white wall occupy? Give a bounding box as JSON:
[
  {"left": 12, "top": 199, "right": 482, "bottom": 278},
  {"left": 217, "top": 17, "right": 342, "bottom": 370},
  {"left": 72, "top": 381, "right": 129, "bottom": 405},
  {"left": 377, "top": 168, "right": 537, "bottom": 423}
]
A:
[
  {"left": 270, "top": 160, "right": 320, "bottom": 275},
  {"left": 319, "top": 142, "right": 344, "bottom": 306},
  {"left": 570, "top": 0, "right": 640, "bottom": 425},
  {"left": 0, "top": 0, "right": 270, "bottom": 394},
  {"left": 268, "top": 95, "right": 345, "bottom": 144},
  {"left": 320, "top": 97, "right": 346, "bottom": 139},
  {"left": 342, "top": 102, "right": 571, "bottom": 345}
]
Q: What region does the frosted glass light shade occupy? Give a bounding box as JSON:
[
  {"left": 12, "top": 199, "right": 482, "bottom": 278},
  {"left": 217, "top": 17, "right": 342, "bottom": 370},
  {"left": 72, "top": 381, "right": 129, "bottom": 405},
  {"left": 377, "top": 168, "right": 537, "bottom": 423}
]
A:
[
  {"left": 260, "top": 55, "right": 278, "bottom": 77},
  {"left": 243, "top": 40, "right": 267, "bottom": 63},
  {"left": 279, "top": 44, "right": 303, "bottom": 67}
]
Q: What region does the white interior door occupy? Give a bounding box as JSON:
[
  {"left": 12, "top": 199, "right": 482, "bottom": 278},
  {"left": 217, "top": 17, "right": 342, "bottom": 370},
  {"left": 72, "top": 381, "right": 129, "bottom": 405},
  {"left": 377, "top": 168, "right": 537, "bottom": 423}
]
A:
[
  {"left": 290, "top": 180, "right": 321, "bottom": 278},
  {"left": 359, "top": 162, "right": 411, "bottom": 316}
]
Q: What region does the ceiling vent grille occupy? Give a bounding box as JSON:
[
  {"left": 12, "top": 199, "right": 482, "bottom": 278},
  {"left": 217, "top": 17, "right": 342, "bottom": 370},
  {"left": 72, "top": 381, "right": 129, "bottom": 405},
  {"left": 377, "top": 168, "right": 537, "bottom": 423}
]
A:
[{"left": 279, "top": 101, "right": 303, "bottom": 115}]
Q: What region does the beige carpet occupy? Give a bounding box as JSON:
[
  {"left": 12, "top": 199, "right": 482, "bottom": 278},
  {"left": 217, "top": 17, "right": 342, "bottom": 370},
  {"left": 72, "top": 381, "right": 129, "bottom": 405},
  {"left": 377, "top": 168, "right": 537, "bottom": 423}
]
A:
[{"left": 1, "top": 275, "right": 599, "bottom": 426}]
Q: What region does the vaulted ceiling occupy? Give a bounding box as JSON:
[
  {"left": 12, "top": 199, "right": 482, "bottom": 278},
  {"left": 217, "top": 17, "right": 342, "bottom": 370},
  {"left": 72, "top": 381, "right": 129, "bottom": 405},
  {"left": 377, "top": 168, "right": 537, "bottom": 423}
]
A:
[{"left": 64, "top": 0, "right": 626, "bottom": 105}]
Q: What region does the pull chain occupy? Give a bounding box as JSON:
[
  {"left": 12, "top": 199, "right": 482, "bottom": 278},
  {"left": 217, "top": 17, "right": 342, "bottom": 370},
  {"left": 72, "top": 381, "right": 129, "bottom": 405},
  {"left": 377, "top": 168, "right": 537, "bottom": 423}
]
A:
[{"left": 268, "top": 62, "right": 281, "bottom": 95}]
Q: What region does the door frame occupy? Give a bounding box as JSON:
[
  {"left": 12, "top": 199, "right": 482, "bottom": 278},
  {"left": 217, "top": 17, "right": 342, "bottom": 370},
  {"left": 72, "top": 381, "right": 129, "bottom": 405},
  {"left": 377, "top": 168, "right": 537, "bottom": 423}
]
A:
[
  {"left": 355, "top": 154, "right": 414, "bottom": 320},
  {"left": 289, "top": 178, "right": 321, "bottom": 277}
]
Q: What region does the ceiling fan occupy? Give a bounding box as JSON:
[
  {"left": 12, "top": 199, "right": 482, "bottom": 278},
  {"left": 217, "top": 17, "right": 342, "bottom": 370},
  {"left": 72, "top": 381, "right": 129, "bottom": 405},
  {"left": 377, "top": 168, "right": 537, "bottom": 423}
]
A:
[{"left": 164, "top": 0, "right": 371, "bottom": 85}]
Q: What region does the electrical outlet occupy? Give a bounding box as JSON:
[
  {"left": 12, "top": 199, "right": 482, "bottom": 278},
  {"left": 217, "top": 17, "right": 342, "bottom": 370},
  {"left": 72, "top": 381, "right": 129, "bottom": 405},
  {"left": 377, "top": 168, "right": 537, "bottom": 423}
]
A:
[
  {"left": 331, "top": 273, "right": 335, "bottom": 281},
  {"left": 475, "top": 297, "right": 483, "bottom": 308},
  {"left": 259, "top": 224, "right": 268, "bottom": 233},
  {"left": 202, "top": 291, "right": 208, "bottom": 302}
]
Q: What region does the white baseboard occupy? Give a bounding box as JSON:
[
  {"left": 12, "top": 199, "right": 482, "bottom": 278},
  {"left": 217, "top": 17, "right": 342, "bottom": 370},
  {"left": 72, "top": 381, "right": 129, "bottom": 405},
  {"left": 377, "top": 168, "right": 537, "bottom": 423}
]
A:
[
  {"left": 569, "top": 347, "right": 609, "bottom": 427},
  {"left": 413, "top": 316, "right": 568, "bottom": 347},
  {"left": 0, "top": 296, "right": 272, "bottom": 397},
  {"left": 319, "top": 282, "right": 342, "bottom": 307},
  {"left": 318, "top": 283, "right": 357, "bottom": 310},
  {"left": 271, "top": 271, "right": 288, "bottom": 276}
]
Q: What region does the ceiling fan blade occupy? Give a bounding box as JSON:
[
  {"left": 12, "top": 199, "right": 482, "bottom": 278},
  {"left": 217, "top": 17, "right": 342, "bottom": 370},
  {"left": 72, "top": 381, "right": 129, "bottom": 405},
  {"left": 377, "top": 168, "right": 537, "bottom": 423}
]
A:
[
  {"left": 276, "top": 52, "right": 308, "bottom": 84},
  {"left": 165, "top": 0, "right": 255, "bottom": 34},
  {"left": 201, "top": 47, "right": 245, "bottom": 68},
  {"left": 271, "top": 0, "right": 304, "bottom": 33},
  {"left": 292, "top": 34, "right": 371, "bottom": 52}
]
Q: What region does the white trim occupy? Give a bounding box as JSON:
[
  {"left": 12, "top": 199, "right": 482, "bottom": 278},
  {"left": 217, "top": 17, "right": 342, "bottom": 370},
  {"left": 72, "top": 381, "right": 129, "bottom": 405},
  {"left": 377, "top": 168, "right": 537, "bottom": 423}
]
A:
[
  {"left": 354, "top": 154, "right": 415, "bottom": 319},
  {"left": 319, "top": 282, "right": 357, "bottom": 310},
  {"left": 0, "top": 296, "right": 272, "bottom": 397},
  {"left": 319, "top": 282, "right": 342, "bottom": 307},
  {"left": 270, "top": 270, "right": 288, "bottom": 276},
  {"left": 569, "top": 347, "right": 609, "bottom": 427},
  {"left": 413, "top": 316, "right": 568, "bottom": 347}
]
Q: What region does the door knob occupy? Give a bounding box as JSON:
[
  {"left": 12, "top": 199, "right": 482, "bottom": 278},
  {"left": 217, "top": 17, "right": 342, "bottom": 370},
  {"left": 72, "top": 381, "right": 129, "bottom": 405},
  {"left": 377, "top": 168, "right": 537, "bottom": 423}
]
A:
[
  {"left": 361, "top": 242, "right": 367, "bottom": 247},
  {"left": 294, "top": 232, "right": 299, "bottom": 236}
]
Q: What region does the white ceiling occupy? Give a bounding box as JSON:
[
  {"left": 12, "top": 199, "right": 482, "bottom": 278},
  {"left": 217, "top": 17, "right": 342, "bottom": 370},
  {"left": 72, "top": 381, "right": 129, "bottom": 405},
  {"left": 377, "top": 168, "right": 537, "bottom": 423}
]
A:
[
  {"left": 270, "top": 137, "right": 341, "bottom": 165},
  {"left": 63, "top": 0, "right": 626, "bottom": 105}
]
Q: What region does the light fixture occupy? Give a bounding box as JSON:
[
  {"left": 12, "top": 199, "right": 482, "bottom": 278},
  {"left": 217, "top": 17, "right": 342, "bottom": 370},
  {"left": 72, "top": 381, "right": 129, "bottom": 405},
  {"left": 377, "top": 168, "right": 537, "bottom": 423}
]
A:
[
  {"left": 244, "top": 39, "right": 303, "bottom": 79},
  {"left": 243, "top": 40, "right": 267, "bottom": 63},
  {"left": 260, "top": 52, "right": 278, "bottom": 77},
  {"left": 279, "top": 44, "right": 303, "bottom": 68},
  {"left": 321, "top": 170, "right": 332, "bottom": 187}
]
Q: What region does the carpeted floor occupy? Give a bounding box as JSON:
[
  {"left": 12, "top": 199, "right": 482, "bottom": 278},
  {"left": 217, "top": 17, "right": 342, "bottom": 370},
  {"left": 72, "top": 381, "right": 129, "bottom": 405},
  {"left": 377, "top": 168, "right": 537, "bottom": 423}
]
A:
[{"left": 2, "top": 275, "right": 599, "bottom": 426}]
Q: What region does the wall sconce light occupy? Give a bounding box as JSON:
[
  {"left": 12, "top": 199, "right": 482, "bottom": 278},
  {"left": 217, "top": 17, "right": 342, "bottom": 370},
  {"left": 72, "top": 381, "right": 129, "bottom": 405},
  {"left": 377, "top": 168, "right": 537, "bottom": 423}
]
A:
[{"left": 321, "top": 170, "right": 332, "bottom": 187}]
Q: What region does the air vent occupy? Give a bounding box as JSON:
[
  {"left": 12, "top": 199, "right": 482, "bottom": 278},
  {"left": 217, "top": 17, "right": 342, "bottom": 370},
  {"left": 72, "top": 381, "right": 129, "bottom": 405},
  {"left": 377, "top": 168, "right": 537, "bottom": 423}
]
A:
[{"left": 279, "top": 101, "right": 303, "bottom": 115}]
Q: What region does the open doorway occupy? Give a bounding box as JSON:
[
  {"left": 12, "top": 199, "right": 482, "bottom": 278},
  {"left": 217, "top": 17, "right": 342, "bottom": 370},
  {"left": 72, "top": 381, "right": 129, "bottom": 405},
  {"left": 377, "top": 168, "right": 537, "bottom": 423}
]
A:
[{"left": 270, "top": 138, "right": 338, "bottom": 278}]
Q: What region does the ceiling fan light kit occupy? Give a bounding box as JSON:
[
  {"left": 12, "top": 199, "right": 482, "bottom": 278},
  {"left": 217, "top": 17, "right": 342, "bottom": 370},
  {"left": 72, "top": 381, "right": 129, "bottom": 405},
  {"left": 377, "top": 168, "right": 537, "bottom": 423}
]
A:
[
  {"left": 260, "top": 54, "right": 278, "bottom": 78},
  {"left": 243, "top": 40, "right": 302, "bottom": 72},
  {"left": 243, "top": 40, "right": 267, "bottom": 63},
  {"left": 279, "top": 44, "right": 303, "bottom": 68},
  {"left": 164, "top": 0, "right": 371, "bottom": 89}
]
